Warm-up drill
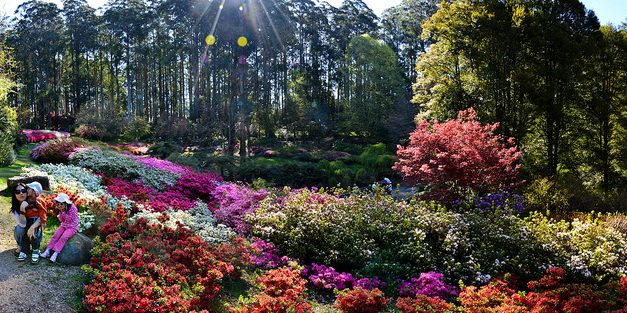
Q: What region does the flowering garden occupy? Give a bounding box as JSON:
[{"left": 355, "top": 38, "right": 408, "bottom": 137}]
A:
[{"left": 13, "top": 109, "right": 625, "bottom": 313}]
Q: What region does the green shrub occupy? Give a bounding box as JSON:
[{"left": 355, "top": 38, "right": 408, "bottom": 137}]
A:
[
  {"left": 0, "top": 105, "right": 17, "bottom": 166},
  {"left": 523, "top": 211, "right": 627, "bottom": 280},
  {"left": 523, "top": 177, "right": 570, "bottom": 211},
  {"left": 121, "top": 117, "right": 152, "bottom": 142},
  {"left": 149, "top": 141, "right": 182, "bottom": 159},
  {"left": 75, "top": 110, "right": 125, "bottom": 141},
  {"left": 249, "top": 188, "right": 554, "bottom": 284}
]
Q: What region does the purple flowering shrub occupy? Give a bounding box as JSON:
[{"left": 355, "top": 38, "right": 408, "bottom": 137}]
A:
[
  {"left": 472, "top": 190, "right": 524, "bottom": 215},
  {"left": 212, "top": 183, "right": 267, "bottom": 235},
  {"left": 250, "top": 239, "right": 291, "bottom": 269},
  {"left": 303, "top": 263, "right": 386, "bottom": 291},
  {"left": 398, "top": 272, "right": 459, "bottom": 299}
]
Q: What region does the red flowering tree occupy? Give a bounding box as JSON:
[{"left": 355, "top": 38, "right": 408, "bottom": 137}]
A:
[{"left": 394, "top": 108, "right": 521, "bottom": 200}]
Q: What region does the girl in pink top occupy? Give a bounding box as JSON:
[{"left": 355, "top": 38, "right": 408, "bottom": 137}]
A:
[{"left": 41, "top": 193, "right": 78, "bottom": 263}]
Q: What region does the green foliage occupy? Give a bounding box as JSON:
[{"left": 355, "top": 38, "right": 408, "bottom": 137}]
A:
[
  {"left": 524, "top": 212, "right": 627, "bottom": 280},
  {"left": 0, "top": 106, "right": 17, "bottom": 166},
  {"left": 523, "top": 178, "right": 570, "bottom": 212},
  {"left": 75, "top": 110, "right": 126, "bottom": 141},
  {"left": 342, "top": 34, "right": 405, "bottom": 139},
  {"left": 149, "top": 141, "right": 182, "bottom": 159},
  {"left": 233, "top": 144, "right": 395, "bottom": 187},
  {"left": 121, "top": 117, "right": 152, "bottom": 142},
  {"left": 250, "top": 188, "right": 564, "bottom": 284}
]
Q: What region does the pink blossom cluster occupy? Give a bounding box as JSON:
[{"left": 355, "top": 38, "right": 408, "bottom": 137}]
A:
[
  {"left": 211, "top": 183, "right": 268, "bottom": 235},
  {"left": 23, "top": 129, "right": 70, "bottom": 143},
  {"left": 130, "top": 155, "right": 193, "bottom": 175},
  {"left": 398, "top": 272, "right": 460, "bottom": 299}
]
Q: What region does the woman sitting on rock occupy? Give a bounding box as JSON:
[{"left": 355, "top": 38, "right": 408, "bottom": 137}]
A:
[
  {"left": 10, "top": 183, "right": 28, "bottom": 257},
  {"left": 12, "top": 182, "right": 47, "bottom": 264},
  {"left": 41, "top": 193, "right": 78, "bottom": 263}
]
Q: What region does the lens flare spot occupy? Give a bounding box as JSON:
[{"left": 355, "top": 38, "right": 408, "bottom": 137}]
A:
[
  {"left": 239, "top": 5, "right": 244, "bottom": 11},
  {"left": 205, "top": 35, "right": 216, "bottom": 46},
  {"left": 237, "top": 36, "right": 248, "bottom": 47}
]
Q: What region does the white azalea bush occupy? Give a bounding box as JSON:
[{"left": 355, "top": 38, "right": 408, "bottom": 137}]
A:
[
  {"left": 70, "top": 148, "right": 178, "bottom": 190},
  {"left": 524, "top": 212, "right": 627, "bottom": 280},
  {"left": 131, "top": 201, "right": 236, "bottom": 244},
  {"left": 78, "top": 211, "right": 95, "bottom": 233},
  {"left": 23, "top": 164, "right": 104, "bottom": 196},
  {"left": 249, "top": 188, "right": 625, "bottom": 284}
]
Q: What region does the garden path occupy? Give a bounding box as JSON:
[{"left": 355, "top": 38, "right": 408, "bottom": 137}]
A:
[{"left": 0, "top": 197, "right": 83, "bottom": 312}]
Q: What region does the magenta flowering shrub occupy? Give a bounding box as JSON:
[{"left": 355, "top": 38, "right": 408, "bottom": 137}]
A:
[
  {"left": 170, "top": 171, "right": 223, "bottom": 204},
  {"left": 105, "top": 178, "right": 153, "bottom": 203},
  {"left": 131, "top": 155, "right": 192, "bottom": 175},
  {"left": 250, "top": 239, "right": 291, "bottom": 269},
  {"left": 398, "top": 272, "right": 459, "bottom": 299},
  {"left": 212, "top": 183, "right": 268, "bottom": 235},
  {"left": 303, "top": 263, "right": 386, "bottom": 291},
  {"left": 105, "top": 177, "right": 195, "bottom": 212},
  {"left": 149, "top": 189, "right": 196, "bottom": 212}
]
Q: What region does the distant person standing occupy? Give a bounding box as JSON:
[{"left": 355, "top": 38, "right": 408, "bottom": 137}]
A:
[{"left": 41, "top": 193, "right": 78, "bottom": 263}]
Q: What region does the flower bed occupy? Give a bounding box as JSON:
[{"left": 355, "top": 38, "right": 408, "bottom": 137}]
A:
[
  {"left": 22, "top": 129, "right": 70, "bottom": 143},
  {"left": 84, "top": 208, "right": 253, "bottom": 312},
  {"left": 24, "top": 141, "right": 627, "bottom": 312}
]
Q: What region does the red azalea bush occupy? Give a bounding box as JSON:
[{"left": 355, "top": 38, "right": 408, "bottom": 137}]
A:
[
  {"left": 85, "top": 208, "right": 253, "bottom": 312},
  {"left": 393, "top": 108, "right": 521, "bottom": 200},
  {"left": 521, "top": 267, "right": 610, "bottom": 313},
  {"left": 334, "top": 287, "right": 388, "bottom": 313},
  {"left": 396, "top": 295, "right": 455, "bottom": 313},
  {"left": 458, "top": 268, "right": 627, "bottom": 313},
  {"left": 229, "top": 267, "right": 312, "bottom": 313},
  {"left": 458, "top": 279, "right": 526, "bottom": 313}
]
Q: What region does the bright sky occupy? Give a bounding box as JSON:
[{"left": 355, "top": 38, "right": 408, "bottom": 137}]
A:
[{"left": 0, "top": 0, "right": 625, "bottom": 25}]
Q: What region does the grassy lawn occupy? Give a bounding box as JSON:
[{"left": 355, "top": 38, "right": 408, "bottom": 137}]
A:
[{"left": 0, "top": 144, "right": 36, "bottom": 205}]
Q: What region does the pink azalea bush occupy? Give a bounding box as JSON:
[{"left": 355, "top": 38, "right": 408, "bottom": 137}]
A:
[
  {"left": 131, "top": 155, "right": 192, "bottom": 175},
  {"left": 212, "top": 183, "right": 268, "bottom": 235},
  {"left": 23, "top": 129, "right": 70, "bottom": 143},
  {"left": 250, "top": 239, "right": 291, "bottom": 269},
  {"left": 169, "top": 171, "right": 223, "bottom": 204}
]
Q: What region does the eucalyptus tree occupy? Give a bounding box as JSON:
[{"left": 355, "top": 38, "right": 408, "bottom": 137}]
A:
[
  {"left": 103, "top": 0, "right": 152, "bottom": 118},
  {"left": 62, "top": 0, "right": 99, "bottom": 115},
  {"left": 381, "top": 0, "right": 439, "bottom": 82},
  {"left": 10, "top": 0, "right": 64, "bottom": 125},
  {"left": 343, "top": 34, "right": 404, "bottom": 139}
]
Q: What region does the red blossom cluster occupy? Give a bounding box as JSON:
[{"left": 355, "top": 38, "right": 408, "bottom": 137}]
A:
[
  {"left": 230, "top": 267, "right": 312, "bottom": 313},
  {"left": 334, "top": 287, "right": 388, "bottom": 313},
  {"left": 459, "top": 268, "right": 627, "bottom": 313},
  {"left": 396, "top": 295, "right": 455, "bottom": 313},
  {"left": 85, "top": 208, "right": 254, "bottom": 312}
]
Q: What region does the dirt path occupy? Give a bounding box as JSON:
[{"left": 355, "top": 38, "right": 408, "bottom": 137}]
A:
[{"left": 0, "top": 198, "right": 84, "bottom": 313}]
